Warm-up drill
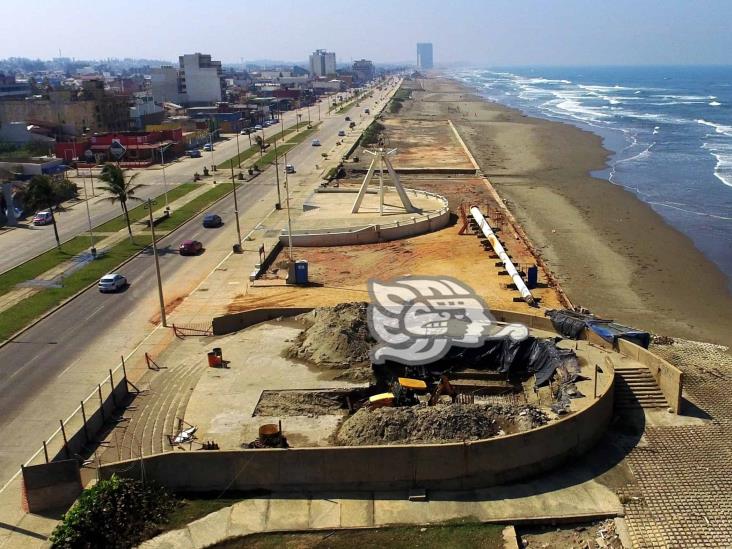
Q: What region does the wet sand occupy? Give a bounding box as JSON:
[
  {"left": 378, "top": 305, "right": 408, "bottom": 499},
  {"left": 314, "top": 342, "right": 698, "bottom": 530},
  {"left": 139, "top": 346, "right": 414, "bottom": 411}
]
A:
[{"left": 410, "top": 76, "right": 732, "bottom": 345}]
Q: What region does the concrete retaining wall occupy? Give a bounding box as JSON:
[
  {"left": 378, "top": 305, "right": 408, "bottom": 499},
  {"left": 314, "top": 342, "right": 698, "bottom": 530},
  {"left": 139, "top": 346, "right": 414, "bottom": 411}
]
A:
[
  {"left": 21, "top": 459, "right": 82, "bottom": 513},
  {"left": 212, "top": 307, "right": 312, "bottom": 335},
  {"left": 99, "top": 361, "right": 614, "bottom": 492},
  {"left": 618, "top": 339, "right": 683, "bottom": 413}
]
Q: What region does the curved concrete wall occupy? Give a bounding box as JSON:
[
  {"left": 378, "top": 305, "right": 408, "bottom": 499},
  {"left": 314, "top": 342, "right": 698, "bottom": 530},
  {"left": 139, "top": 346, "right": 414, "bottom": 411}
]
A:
[
  {"left": 103, "top": 308, "right": 616, "bottom": 492},
  {"left": 280, "top": 188, "right": 450, "bottom": 247}
]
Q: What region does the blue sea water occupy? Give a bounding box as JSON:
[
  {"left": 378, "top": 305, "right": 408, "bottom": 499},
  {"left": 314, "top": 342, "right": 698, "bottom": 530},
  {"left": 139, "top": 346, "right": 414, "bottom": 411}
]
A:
[{"left": 451, "top": 66, "right": 732, "bottom": 290}]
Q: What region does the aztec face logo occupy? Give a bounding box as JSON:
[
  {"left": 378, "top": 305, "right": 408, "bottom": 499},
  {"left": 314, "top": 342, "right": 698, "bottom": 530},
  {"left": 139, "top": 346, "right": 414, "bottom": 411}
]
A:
[{"left": 368, "top": 276, "right": 529, "bottom": 365}]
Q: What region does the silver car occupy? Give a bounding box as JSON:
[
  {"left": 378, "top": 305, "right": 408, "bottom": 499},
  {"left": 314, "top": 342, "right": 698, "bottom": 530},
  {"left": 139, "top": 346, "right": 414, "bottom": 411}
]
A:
[{"left": 98, "top": 273, "right": 127, "bottom": 293}]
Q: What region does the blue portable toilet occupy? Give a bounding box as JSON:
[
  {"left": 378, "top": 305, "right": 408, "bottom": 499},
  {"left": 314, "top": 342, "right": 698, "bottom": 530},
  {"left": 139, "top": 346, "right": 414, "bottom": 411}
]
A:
[
  {"left": 295, "top": 260, "right": 309, "bottom": 284},
  {"left": 527, "top": 265, "right": 538, "bottom": 289}
]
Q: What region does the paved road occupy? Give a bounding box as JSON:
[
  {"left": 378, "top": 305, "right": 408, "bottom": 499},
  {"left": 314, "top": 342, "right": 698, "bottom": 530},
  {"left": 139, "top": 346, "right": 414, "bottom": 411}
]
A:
[
  {"left": 0, "top": 80, "right": 399, "bottom": 485},
  {"left": 0, "top": 89, "right": 361, "bottom": 274}
]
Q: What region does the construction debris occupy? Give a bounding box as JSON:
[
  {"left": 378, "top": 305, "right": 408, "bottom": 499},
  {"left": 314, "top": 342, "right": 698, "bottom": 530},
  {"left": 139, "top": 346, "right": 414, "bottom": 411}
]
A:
[
  {"left": 254, "top": 390, "right": 346, "bottom": 417},
  {"left": 334, "top": 403, "right": 547, "bottom": 446}
]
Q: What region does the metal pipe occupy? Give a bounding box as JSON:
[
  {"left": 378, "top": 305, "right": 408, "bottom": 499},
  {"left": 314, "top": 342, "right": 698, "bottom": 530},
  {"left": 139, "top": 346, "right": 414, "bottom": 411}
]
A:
[{"left": 470, "top": 206, "right": 536, "bottom": 307}]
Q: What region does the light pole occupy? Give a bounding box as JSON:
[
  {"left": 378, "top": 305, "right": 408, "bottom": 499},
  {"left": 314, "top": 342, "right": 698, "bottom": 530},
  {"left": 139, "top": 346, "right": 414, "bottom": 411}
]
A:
[
  {"left": 283, "top": 152, "right": 293, "bottom": 261},
  {"left": 273, "top": 138, "right": 282, "bottom": 210},
  {"left": 234, "top": 119, "right": 242, "bottom": 169},
  {"left": 317, "top": 102, "right": 321, "bottom": 121},
  {"left": 81, "top": 172, "right": 96, "bottom": 257},
  {"left": 208, "top": 131, "right": 216, "bottom": 172},
  {"left": 306, "top": 104, "right": 311, "bottom": 126},
  {"left": 229, "top": 160, "right": 242, "bottom": 250},
  {"left": 259, "top": 124, "right": 265, "bottom": 159},
  {"left": 280, "top": 107, "right": 285, "bottom": 140},
  {"left": 146, "top": 199, "right": 166, "bottom": 327},
  {"left": 159, "top": 143, "right": 171, "bottom": 213}
]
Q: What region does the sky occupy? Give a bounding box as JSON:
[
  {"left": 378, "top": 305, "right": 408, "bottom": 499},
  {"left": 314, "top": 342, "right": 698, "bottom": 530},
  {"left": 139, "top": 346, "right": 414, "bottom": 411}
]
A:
[{"left": 1, "top": 0, "right": 732, "bottom": 66}]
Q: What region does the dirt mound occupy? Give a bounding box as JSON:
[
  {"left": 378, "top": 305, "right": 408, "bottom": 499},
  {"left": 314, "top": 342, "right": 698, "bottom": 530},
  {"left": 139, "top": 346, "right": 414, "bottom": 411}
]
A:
[
  {"left": 334, "top": 404, "right": 548, "bottom": 446},
  {"left": 254, "top": 390, "right": 345, "bottom": 417},
  {"left": 286, "top": 302, "right": 375, "bottom": 369}
]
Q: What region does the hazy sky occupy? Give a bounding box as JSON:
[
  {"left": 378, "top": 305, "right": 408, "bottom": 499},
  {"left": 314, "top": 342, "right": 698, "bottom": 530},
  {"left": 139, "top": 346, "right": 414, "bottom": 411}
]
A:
[{"left": 2, "top": 0, "right": 731, "bottom": 65}]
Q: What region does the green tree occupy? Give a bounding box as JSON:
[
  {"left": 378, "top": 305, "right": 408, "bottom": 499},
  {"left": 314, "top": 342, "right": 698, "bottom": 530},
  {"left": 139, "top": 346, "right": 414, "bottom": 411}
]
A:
[
  {"left": 24, "top": 175, "right": 61, "bottom": 249},
  {"left": 98, "top": 164, "right": 145, "bottom": 241}
]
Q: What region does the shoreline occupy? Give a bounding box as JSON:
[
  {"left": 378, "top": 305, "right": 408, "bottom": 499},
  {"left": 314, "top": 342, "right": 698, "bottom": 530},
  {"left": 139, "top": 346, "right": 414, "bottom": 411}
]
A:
[{"left": 425, "top": 75, "right": 731, "bottom": 346}]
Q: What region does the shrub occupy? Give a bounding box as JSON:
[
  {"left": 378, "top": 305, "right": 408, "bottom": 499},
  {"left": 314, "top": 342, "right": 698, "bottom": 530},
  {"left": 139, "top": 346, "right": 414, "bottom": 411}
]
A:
[
  {"left": 52, "top": 179, "right": 79, "bottom": 202},
  {"left": 50, "top": 475, "right": 176, "bottom": 549}
]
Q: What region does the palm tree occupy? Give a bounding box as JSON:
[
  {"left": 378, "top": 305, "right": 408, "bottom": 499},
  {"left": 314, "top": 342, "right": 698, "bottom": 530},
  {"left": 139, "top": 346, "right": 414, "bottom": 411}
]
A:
[
  {"left": 98, "top": 164, "right": 145, "bottom": 241},
  {"left": 24, "top": 175, "right": 61, "bottom": 249}
]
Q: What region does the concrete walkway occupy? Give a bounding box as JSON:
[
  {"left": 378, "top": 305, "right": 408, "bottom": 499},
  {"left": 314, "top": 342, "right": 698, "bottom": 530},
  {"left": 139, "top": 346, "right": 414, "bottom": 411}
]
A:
[{"left": 142, "top": 478, "right": 622, "bottom": 548}]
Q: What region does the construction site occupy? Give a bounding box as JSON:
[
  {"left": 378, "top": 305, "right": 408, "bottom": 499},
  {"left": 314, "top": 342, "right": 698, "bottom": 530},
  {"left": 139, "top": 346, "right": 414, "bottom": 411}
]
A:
[{"left": 19, "top": 77, "right": 732, "bottom": 549}]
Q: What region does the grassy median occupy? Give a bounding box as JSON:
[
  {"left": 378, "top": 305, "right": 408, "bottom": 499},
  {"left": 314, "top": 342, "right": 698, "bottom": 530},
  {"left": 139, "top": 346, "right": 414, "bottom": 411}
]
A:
[{"left": 219, "top": 122, "right": 311, "bottom": 170}]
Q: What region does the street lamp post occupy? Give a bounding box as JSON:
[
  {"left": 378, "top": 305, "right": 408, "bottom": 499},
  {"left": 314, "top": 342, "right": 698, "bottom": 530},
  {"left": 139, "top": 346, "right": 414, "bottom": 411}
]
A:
[
  {"left": 81, "top": 173, "right": 96, "bottom": 257},
  {"left": 273, "top": 138, "right": 282, "bottom": 210},
  {"left": 159, "top": 143, "right": 171, "bottom": 213},
  {"left": 307, "top": 105, "right": 311, "bottom": 125},
  {"left": 317, "top": 102, "right": 321, "bottom": 121},
  {"left": 235, "top": 120, "right": 242, "bottom": 169},
  {"left": 283, "top": 152, "right": 293, "bottom": 261},
  {"left": 146, "top": 199, "right": 167, "bottom": 327},
  {"left": 259, "top": 124, "right": 265, "bottom": 159},
  {"left": 229, "top": 161, "right": 242, "bottom": 250}
]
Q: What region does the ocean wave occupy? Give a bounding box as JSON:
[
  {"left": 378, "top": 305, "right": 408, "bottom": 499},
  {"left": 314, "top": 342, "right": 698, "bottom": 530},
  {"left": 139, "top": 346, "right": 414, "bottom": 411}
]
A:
[
  {"left": 697, "top": 119, "right": 732, "bottom": 136},
  {"left": 648, "top": 201, "right": 732, "bottom": 220},
  {"left": 702, "top": 142, "right": 732, "bottom": 189},
  {"left": 709, "top": 101, "right": 722, "bottom": 107},
  {"left": 653, "top": 126, "right": 660, "bottom": 135}
]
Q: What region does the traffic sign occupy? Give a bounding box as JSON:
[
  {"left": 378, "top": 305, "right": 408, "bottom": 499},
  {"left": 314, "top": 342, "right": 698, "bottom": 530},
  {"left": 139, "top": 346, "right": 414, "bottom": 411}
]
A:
[{"left": 109, "top": 139, "right": 126, "bottom": 161}]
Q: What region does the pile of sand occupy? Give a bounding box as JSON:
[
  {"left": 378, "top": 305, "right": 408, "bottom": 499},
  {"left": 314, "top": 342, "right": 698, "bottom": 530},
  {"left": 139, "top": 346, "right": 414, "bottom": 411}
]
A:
[
  {"left": 254, "top": 390, "right": 345, "bottom": 417},
  {"left": 286, "top": 302, "right": 374, "bottom": 369},
  {"left": 334, "top": 404, "right": 547, "bottom": 446}
]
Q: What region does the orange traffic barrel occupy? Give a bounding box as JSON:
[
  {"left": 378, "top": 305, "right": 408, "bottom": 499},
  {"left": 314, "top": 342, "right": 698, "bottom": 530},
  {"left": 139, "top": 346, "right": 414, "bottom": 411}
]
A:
[{"left": 207, "top": 352, "right": 221, "bottom": 368}]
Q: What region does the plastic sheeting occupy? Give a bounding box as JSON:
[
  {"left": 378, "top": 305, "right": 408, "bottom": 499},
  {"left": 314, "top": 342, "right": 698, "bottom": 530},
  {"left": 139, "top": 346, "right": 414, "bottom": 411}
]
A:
[
  {"left": 546, "top": 309, "right": 650, "bottom": 349},
  {"left": 376, "top": 336, "right": 580, "bottom": 388}
]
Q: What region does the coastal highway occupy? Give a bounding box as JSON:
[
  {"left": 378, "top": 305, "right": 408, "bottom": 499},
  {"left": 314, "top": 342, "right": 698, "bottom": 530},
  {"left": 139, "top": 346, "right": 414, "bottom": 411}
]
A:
[
  {"left": 0, "top": 80, "right": 399, "bottom": 485},
  {"left": 0, "top": 89, "right": 361, "bottom": 274}
]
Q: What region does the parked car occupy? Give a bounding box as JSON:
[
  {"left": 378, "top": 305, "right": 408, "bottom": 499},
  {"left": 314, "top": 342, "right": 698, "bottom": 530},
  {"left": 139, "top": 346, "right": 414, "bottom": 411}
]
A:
[
  {"left": 338, "top": 130, "right": 346, "bottom": 137},
  {"left": 202, "top": 213, "right": 222, "bottom": 228},
  {"left": 203, "top": 143, "right": 213, "bottom": 152},
  {"left": 32, "top": 210, "right": 53, "bottom": 226},
  {"left": 311, "top": 139, "right": 321, "bottom": 146},
  {"left": 285, "top": 164, "right": 295, "bottom": 174},
  {"left": 186, "top": 149, "right": 201, "bottom": 158},
  {"left": 345, "top": 116, "right": 351, "bottom": 121},
  {"left": 179, "top": 239, "right": 203, "bottom": 255},
  {"left": 364, "top": 108, "right": 370, "bottom": 114},
  {"left": 98, "top": 273, "right": 127, "bottom": 293},
  {"left": 254, "top": 125, "right": 263, "bottom": 131}
]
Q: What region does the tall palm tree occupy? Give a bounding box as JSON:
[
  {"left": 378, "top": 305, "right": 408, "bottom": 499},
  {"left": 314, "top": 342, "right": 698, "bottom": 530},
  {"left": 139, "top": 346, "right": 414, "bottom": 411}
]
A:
[
  {"left": 24, "top": 174, "right": 61, "bottom": 249},
  {"left": 98, "top": 164, "right": 145, "bottom": 241}
]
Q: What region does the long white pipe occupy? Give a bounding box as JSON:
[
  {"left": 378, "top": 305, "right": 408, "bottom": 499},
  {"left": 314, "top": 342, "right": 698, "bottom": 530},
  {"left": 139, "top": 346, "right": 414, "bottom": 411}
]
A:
[{"left": 470, "top": 206, "right": 536, "bottom": 307}]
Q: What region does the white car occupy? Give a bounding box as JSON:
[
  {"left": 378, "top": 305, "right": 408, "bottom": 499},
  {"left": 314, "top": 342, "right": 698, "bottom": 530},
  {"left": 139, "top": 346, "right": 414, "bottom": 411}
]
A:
[
  {"left": 311, "top": 139, "right": 321, "bottom": 146},
  {"left": 285, "top": 164, "right": 295, "bottom": 174},
  {"left": 98, "top": 273, "right": 127, "bottom": 293}
]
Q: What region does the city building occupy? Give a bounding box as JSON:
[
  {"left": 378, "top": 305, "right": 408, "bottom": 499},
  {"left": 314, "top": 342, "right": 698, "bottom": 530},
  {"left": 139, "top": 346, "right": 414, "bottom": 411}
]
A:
[
  {"left": 417, "top": 43, "right": 434, "bottom": 70},
  {"left": 179, "top": 53, "right": 224, "bottom": 105},
  {"left": 0, "top": 74, "right": 31, "bottom": 99},
  {"left": 129, "top": 92, "right": 164, "bottom": 129},
  {"left": 352, "top": 59, "right": 375, "bottom": 84},
  {"left": 151, "top": 53, "right": 224, "bottom": 106},
  {"left": 309, "top": 50, "right": 336, "bottom": 77}
]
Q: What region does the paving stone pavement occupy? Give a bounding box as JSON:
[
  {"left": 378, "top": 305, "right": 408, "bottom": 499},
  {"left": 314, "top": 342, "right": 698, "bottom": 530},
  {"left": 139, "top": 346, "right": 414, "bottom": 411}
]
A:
[{"left": 618, "top": 340, "right": 732, "bottom": 548}]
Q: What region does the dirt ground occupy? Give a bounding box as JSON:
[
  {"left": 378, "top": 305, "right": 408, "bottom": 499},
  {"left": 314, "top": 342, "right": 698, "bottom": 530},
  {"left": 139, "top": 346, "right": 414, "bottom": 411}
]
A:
[{"left": 517, "top": 519, "right": 624, "bottom": 548}]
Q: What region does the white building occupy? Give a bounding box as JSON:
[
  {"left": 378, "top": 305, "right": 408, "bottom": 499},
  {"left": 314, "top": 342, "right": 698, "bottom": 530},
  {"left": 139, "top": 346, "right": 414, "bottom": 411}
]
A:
[
  {"left": 150, "top": 53, "right": 224, "bottom": 106},
  {"left": 309, "top": 50, "right": 336, "bottom": 77}
]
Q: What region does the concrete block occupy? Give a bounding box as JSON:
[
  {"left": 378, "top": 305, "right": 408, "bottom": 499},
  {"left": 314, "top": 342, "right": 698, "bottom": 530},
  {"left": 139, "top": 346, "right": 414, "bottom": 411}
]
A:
[
  {"left": 187, "top": 506, "right": 233, "bottom": 548},
  {"left": 340, "top": 497, "right": 374, "bottom": 528},
  {"left": 139, "top": 527, "right": 194, "bottom": 549},
  {"left": 228, "top": 498, "right": 269, "bottom": 536},
  {"left": 266, "top": 496, "right": 310, "bottom": 530},
  {"left": 309, "top": 498, "right": 341, "bottom": 529}
]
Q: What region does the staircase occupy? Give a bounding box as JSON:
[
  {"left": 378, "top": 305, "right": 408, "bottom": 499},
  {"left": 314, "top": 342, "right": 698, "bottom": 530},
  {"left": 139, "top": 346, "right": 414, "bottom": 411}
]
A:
[{"left": 614, "top": 366, "right": 668, "bottom": 410}]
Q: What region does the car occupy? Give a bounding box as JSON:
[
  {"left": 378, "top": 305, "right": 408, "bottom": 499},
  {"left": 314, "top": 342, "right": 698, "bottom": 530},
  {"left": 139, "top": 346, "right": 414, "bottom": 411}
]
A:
[
  {"left": 285, "top": 164, "right": 295, "bottom": 174},
  {"left": 364, "top": 108, "right": 370, "bottom": 114},
  {"left": 345, "top": 116, "right": 351, "bottom": 121},
  {"left": 179, "top": 239, "right": 203, "bottom": 255},
  {"left": 203, "top": 143, "right": 213, "bottom": 151},
  {"left": 254, "top": 125, "right": 263, "bottom": 131},
  {"left": 32, "top": 210, "right": 53, "bottom": 226},
  {"left": 186, "top": 149, "right": 201, "bottom": 158},
  {"left": 240, "top": 129, "right": 248, "bottom": 135},
  {"left": 98, "top": 273, "right": 127, "bottom": 293},
  {"left": 338, "top": 130, "right": 346, "bottom": 137},
  {"left": 311, "top": 139, "right": 321, "bottom": 146},
  {"left": 202, "top": 213, "right": 222, "bottom": 228}
]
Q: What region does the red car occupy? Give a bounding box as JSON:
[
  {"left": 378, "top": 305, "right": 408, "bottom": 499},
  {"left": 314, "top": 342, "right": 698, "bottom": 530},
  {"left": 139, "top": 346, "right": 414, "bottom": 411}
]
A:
[{"left": 179, "top": 239, "right": 203, "bottom": 255}]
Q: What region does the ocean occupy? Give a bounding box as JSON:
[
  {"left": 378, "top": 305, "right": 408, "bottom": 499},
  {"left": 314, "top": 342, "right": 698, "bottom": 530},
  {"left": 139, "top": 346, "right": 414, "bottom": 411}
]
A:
[{"left": 452, "top": 66, "right": 732, "bottom": 290}]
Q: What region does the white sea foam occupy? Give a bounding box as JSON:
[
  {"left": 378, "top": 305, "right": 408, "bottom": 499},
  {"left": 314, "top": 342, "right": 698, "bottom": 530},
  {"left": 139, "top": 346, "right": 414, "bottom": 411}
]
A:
[
  {"left": 709, "top": 101, "right": 722, "bottom": 107},
  {"left": 702, "top": 142, "right": 732, "bottom": 189},
  {"left": 697, "top": 119, "right": 732, "bottom": 136},
  {"left": 652, "top": 126, "right": 660, "bottom": 135}
]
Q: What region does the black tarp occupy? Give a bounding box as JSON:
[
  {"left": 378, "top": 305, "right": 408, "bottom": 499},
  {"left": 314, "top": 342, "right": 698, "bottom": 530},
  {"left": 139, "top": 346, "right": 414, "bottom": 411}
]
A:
[
  {"left": 545, "top": 309, "right": 650, "bottom": 349},
  {"left": 375, "top": 336, "right": 580, "bottom": 388}
]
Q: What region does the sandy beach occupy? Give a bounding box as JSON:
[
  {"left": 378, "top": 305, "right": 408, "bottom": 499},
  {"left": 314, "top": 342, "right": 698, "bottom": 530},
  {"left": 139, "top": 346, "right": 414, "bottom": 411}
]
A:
[{"left": 404, "top": 76, "right": 732, "bottom": 345}]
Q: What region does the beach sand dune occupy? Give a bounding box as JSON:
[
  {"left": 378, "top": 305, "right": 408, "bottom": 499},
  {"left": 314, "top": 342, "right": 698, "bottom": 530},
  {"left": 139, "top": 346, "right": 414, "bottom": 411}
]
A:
[{"left": 405, "top": 77, "right": 732, "bottom": 345}]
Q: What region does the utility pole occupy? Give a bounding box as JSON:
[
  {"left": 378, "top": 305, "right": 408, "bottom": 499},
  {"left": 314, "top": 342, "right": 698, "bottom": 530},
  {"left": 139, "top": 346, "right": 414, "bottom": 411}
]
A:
[
  {"left": 307, "top": 104, "right": 311, "bottom": 125},
  {"left": 147, "top": 199, "right": 166, "bottom": 327},
  {"left": 235, "top": 120, "right": 242, "bottom": 168},
  {"left": 259, "top": 125, "right": 265, "bottom": 159},
  {"left": 81, "top": 174, "right": 96, "bottom": 256},
  {"left": 273, "top": 138, "right": 282, "bottom": 209},
  {"left": 229, "top": 160, "right": 242, "bottom": 249},
  {"left": 159, "top": 143, "right": 171, "bottom": 213},
  {"left": 317, "top": 102, "right": 321, "bottom": 121},
  {"left": 284, "top": 152, "right": 294, "bottom": 260},
  {"left": 209, "top": 131, "right": 216, "bottom": 172}
]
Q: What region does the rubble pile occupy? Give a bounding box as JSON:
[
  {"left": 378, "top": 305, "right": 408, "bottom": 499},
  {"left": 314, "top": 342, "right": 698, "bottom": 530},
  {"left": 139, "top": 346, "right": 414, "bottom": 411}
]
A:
[
  {"left": 254, "top": 390, "right": 345, "bottom": 417},
  {"left": 286, "top": 303, "right": 375, "bottom": 380},
  {"left": 335, "top": 404, "right": 548, "bottom": 446}
]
